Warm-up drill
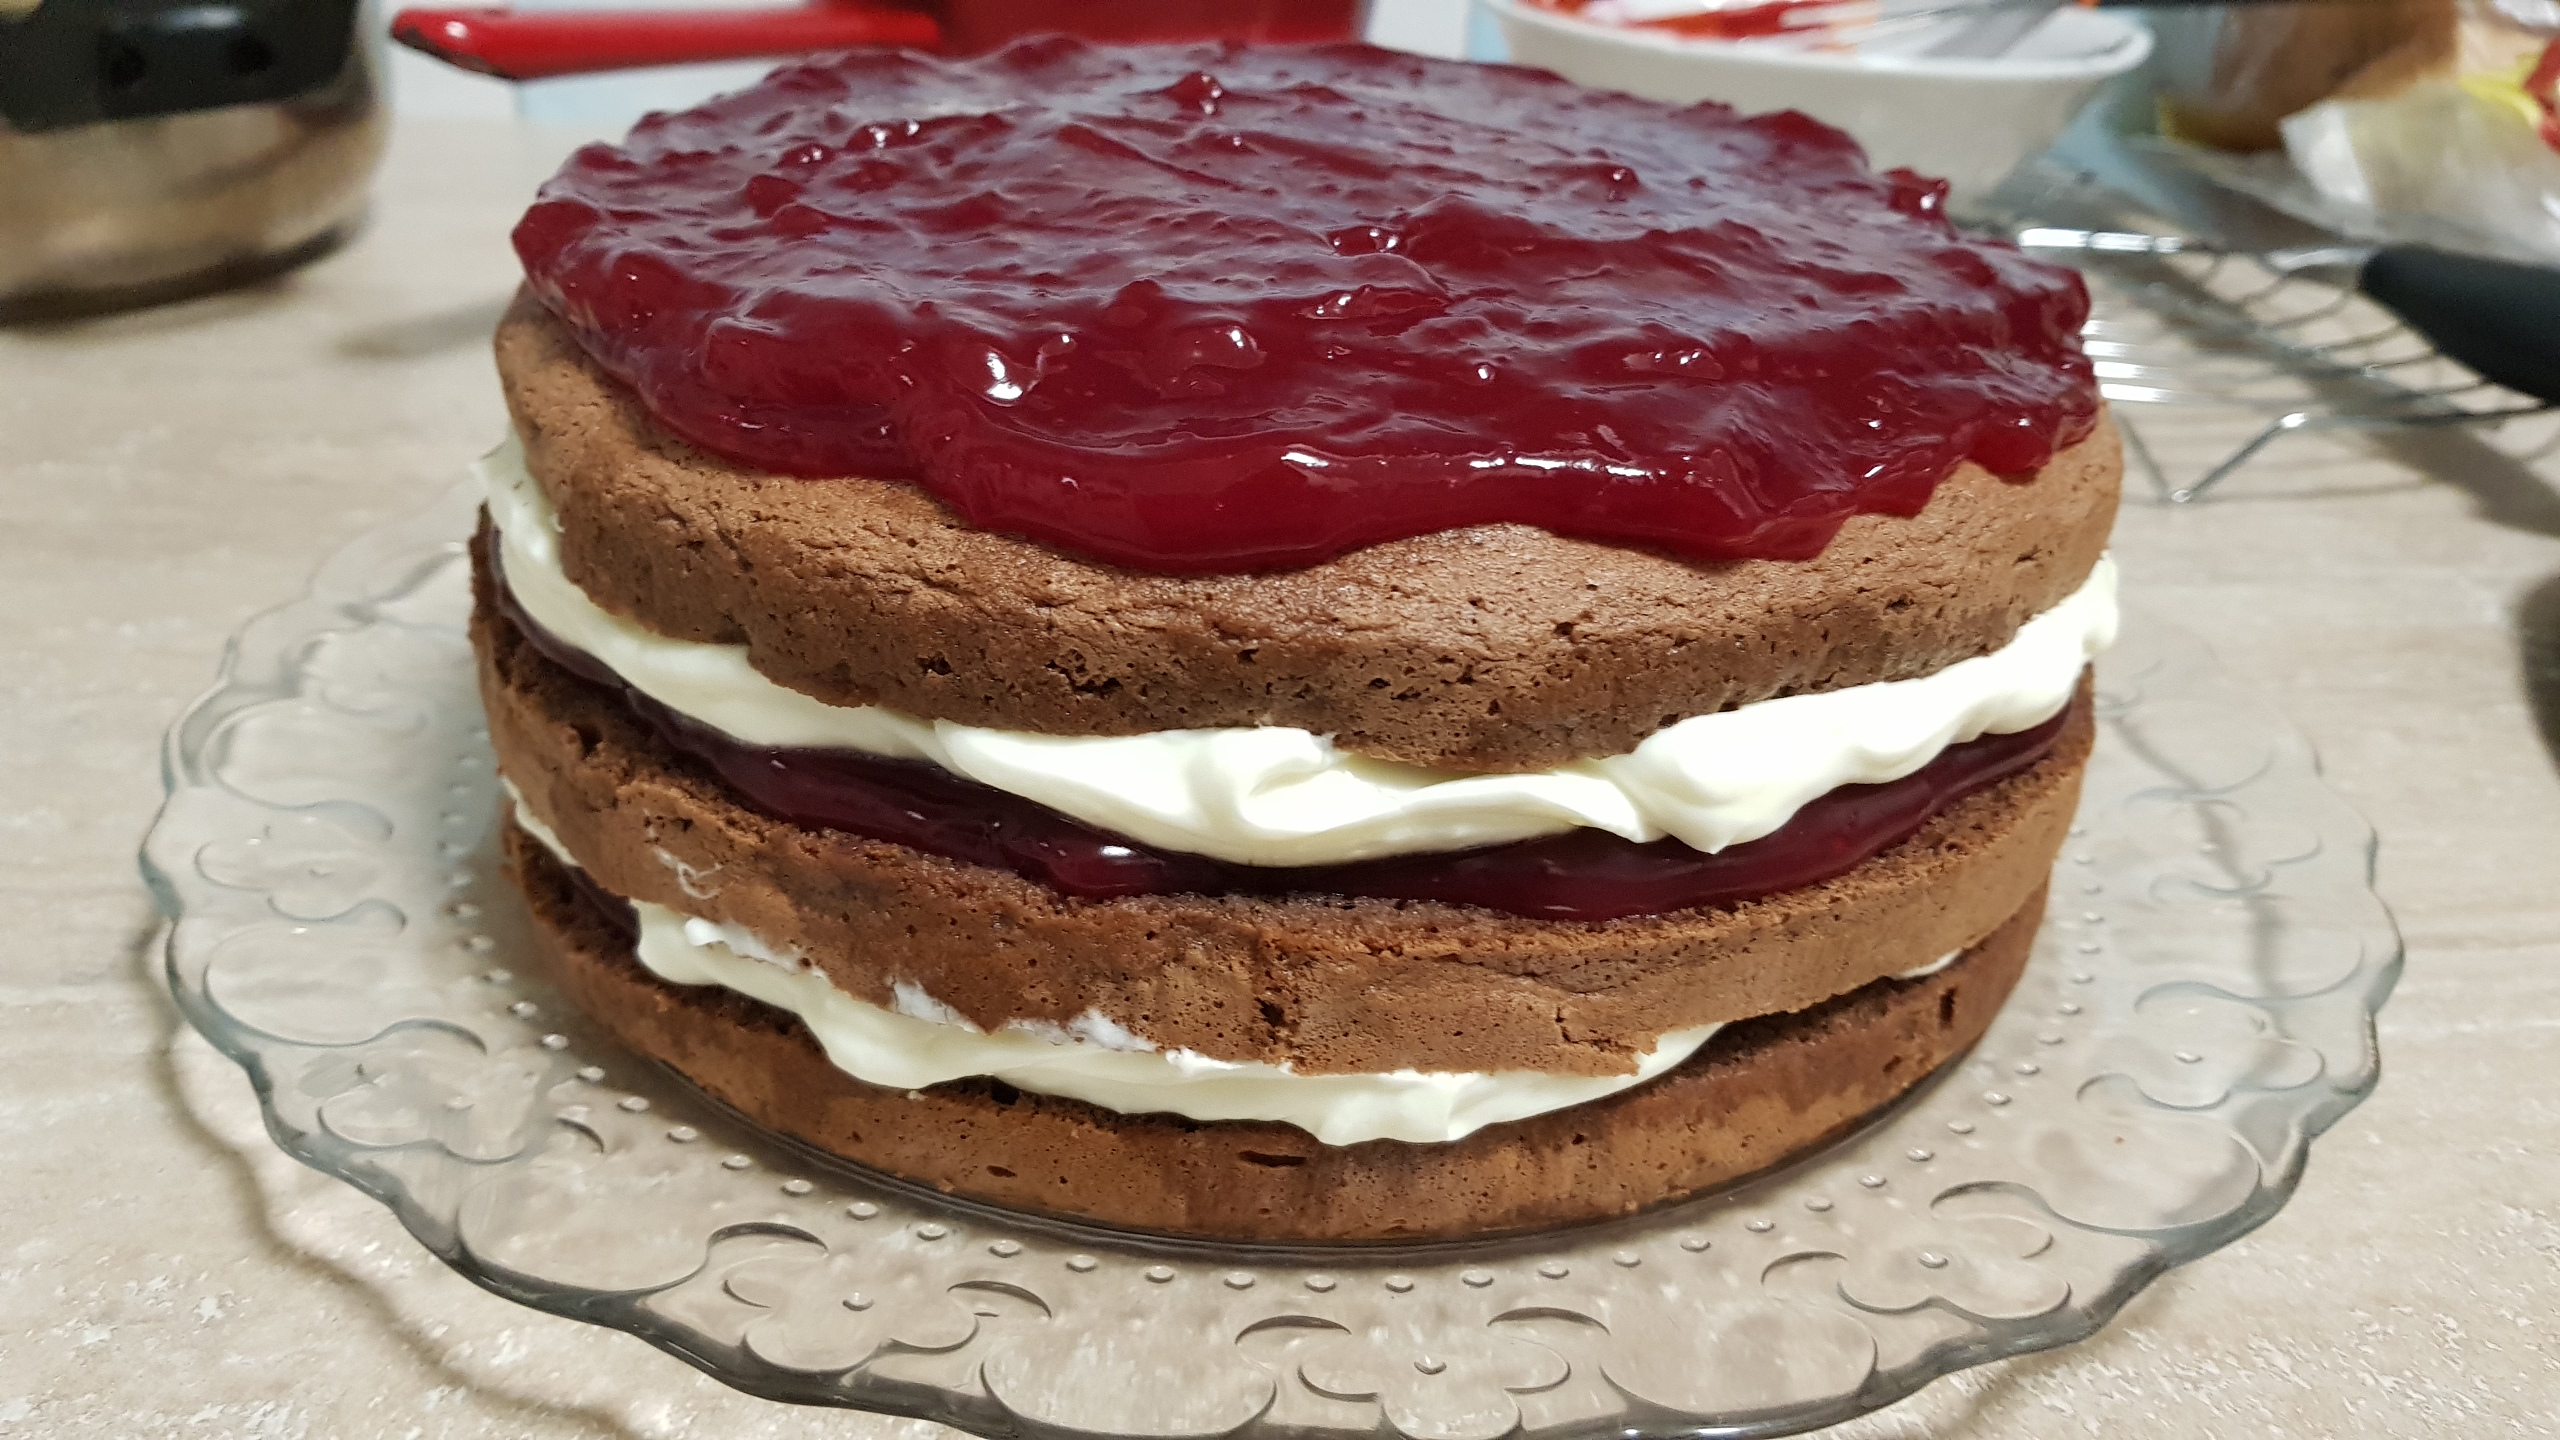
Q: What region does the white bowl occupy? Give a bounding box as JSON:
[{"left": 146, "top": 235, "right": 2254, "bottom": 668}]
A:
[{"left": 1482, "top": 0, "right": 2151, "bottom": 205}]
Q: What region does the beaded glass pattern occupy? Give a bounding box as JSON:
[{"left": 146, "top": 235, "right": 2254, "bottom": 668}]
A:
[{"left": 145, "top": 482, "right": 2399, "bottom": 1438}]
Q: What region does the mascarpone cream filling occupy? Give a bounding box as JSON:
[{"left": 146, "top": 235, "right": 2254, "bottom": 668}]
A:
[
  {"left": 508, "top": 793, "right": 1719, "bottom": 1144},
  {"left": 481, "top": 434, "right": 2115, "bottom": 869}
]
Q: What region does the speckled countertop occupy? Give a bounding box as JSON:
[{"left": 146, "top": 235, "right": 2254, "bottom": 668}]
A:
[{"left": 3, "top": 118, "right": 2558, "bottom": 1437}]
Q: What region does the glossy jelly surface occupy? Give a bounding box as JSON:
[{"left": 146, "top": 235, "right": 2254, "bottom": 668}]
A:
[
  {"left": 514, "top": 38, "right": 2098, "bottom": 572},
  {"left": 507, "top": 588, "right": 2070, "bottom": 921}
]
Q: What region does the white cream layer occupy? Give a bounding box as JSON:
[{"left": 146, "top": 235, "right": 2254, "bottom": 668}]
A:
[
  {"left": 481, "top": 436, "right": 2114, "bottom": 869},
  {"left": 508, "top": 794, "right": 1716, "bottom": 1144}
]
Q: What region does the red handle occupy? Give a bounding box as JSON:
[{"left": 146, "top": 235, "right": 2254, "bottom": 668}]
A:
[{"left": 391, "top": 5, "right": 943, "bottom": 80}]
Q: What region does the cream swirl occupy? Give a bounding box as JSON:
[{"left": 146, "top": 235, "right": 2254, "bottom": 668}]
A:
[{"left": 482, "top": 434, "right": 2113, "bottom": 868}]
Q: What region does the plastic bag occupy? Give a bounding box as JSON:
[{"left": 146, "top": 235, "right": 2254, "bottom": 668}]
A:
[{"left": 2279, "top": 21, "right": 2560, "bottom": 262}]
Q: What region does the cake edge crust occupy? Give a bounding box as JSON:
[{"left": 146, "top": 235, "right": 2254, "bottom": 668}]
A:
[
  {"left": 477, "top": 563, "right": 2091, "bottom": 1076},
  {"left": 496, "top": 291, "right": 2122, "bottom": 772},
  {"left": 510, "top": 820, "right": 2046, "bottom": 1243}
]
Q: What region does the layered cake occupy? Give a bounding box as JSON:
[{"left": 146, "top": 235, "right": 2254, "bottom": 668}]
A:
[{"left": 474, "top": 39, "right": 2120, "bottom": 1240}]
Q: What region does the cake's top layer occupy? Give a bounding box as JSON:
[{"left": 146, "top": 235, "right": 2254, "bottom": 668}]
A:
[
  {"left": 512, "top": 36, "right": 2098, "bottom": 573},
  {"left": 497, "top": 298, "right": 2119, "bottom": 771}
]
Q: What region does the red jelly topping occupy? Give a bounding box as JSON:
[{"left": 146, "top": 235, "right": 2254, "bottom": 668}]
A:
[
  {"left": 513, "top": 37, "right": 2098, "bottom": 573},
  {"left": 503, "top": 582, "right": 2069, "bottom": 921}
]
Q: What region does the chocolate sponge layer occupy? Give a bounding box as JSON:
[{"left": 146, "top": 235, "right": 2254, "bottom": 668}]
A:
[
  {"left": 476, "top": 550, "right": 2087, "bottom": 1077},
  {"left": 495, "top": 291, "right": 2120, "bottom": 773},
  {"left": 511, "top": 822, "right": 2044, "bottom": 1243}
]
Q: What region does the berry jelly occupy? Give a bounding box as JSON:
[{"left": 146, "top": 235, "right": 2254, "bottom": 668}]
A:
[
  {"left": 502, "top": 579, "right": 2071, "bottom": 922},
  {"left": 513, "top": 37, "right": 2098, "bottom": 573}
]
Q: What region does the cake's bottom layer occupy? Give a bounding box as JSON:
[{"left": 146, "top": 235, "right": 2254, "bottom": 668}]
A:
[{"left": 509, "top": 824, "right": 2044, "bottom": 1242}]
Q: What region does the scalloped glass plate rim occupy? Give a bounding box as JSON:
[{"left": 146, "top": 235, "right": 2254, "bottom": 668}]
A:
[{"left": 142, "top": 478, "right": 2402, "bottom": 1440}]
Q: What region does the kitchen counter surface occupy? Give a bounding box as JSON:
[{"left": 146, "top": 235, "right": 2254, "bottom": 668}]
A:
[{"left": 3, "top": 118, "right": 2556, "bottom": 1437}]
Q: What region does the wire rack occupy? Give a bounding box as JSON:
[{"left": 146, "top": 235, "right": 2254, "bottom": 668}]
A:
[{"left": 2031, "top": 238, "right": 2556, "bottom": 503}]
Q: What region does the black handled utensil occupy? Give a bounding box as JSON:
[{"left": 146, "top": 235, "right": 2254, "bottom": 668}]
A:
[{"left": 2357, "top": 244, "right": 2560, "bottom": 406}]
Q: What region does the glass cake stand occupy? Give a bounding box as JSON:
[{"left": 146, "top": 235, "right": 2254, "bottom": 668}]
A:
[{"left": 144, "top": 481, "right": 2401, "bottom": 1439}]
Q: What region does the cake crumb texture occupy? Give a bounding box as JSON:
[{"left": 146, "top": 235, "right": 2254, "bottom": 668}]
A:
[
  {"left": 496, "top": 294, "right": 2120, "bottom": 772},
  {"left": 476, "top": 545, "right": 2089, "bottom": 1077},
  {"left": 512, "top": 824, "right": 2044, "bottom": 1243}
]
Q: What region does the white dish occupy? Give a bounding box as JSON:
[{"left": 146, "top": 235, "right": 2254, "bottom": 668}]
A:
[{"left": 1483, "top": 0, "right": 2152, "bottom": 204}]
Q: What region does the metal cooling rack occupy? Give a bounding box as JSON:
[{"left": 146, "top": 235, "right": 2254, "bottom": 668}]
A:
[
  {"left": 1984, "top": 138, "right": 2560, "bottom": 503},
  {"left": 2059, "top": 242, "right": 2555, "bottom": 502}
]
